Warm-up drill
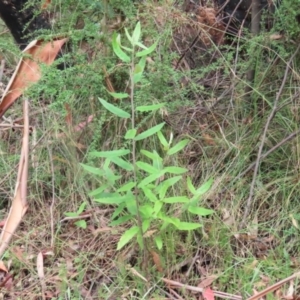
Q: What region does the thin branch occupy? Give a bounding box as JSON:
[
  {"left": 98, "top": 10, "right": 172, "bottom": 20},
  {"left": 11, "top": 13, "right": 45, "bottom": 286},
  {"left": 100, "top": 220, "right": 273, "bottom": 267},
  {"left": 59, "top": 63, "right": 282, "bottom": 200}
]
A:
[
  {"left": 246, "top": 271, "right": 300, "bottom": 300},
  {"left": 162, "top": 278, "right": 242, "bottom": 300},
  {"left": 239, "top": 44, "right": 300, "bottom": 229}
]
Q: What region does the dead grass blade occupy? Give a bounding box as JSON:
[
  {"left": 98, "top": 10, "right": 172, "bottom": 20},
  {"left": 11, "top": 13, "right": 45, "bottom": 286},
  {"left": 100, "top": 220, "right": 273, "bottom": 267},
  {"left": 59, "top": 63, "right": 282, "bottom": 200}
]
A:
[
  {"left": 161, "top": 278, "right": 242, "bottom": 300},
  {"left": 0, "top": 38, "right": 68, "bottom": 118},
  {"left": 0, "top": 100, "right": 29, "bottom": 256}
]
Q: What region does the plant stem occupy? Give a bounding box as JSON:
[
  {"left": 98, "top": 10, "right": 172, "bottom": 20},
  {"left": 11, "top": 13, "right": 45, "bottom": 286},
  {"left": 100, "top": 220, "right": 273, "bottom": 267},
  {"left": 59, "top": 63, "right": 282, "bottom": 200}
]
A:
[{"left": 130, "top": 48, "right": 148, "bottom": 273}]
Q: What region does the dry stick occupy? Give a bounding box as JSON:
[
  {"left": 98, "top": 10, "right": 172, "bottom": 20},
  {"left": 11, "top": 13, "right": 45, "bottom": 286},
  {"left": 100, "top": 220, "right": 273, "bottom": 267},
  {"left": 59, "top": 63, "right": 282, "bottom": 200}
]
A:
[
  {"left": 162, "top": 278, "right": 242, "bottom": 300},
  {"left": 246, "top": 271, "right": 300, "bottom": 300},
  {"left": 239, "top": 44, "right": 300, "bottom": 229},
  {"left": 0, "top": 59, "right": 5, "bottom": 82}
]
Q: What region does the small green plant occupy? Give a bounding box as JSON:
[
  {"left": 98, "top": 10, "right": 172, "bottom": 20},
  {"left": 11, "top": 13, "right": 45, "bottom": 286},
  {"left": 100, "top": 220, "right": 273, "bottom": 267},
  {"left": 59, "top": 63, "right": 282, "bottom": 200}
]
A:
[
  {"left": 81, "top": 22, "right": 214, "bottom": 251},
  {"left": 64, "top": 201, "right": 87, "bottom": 229}
]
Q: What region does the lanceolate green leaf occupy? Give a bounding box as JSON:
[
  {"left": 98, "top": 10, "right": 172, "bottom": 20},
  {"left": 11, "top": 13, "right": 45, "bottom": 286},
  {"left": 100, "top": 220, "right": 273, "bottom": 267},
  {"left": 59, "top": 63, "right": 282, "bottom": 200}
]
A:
[
  {"left": 195, "top": 178, "right": 213, "bottom": 196},
  {"left": 187, "top": 176, "right": 196, "bottom": 194},
  {"left": 108, "top": 92, "right": 129, "bottom": 99},
  {"left": 110, "top": 156, "right": 133, "bottom": 171},
  {"left": 140, "top": 149, "right": 163, "bottom": 161},
  {"left": 124, "top": 192, "right": 137, "bottom": 215},
  {"left": 111, "top": 203, "right": 125, "bottom": 220},
  {"left": 157, "top": 131, "right": 168, "bottom": 148},
  {"left": 117, "top": 226, "right": 139, "bottom": 250},
  {"left": 88, "top": 185, "right": 108, "bottom": 197},
  {"left": 77, "top": 202, "right": 87, "bottom": 214},
  {"left": 94, "top": 194, "right": 133, "bottom": 204},
  {"left": 136, "top": 103, "right": 165, "bottom": 112},
  {"left": 188, "top": 206, "right": 214, "bottom": 216},
  {"left": 133, "top": 56, "right": 146, "bottom": 83},
  {"left": 136, "top": 161, "right": 159, "bottom": 174},
  {"left": 142, "top": 187, "right": 158, "bottom": 202},
  {"left": 139, "top": 204, "right": 153, "bottom": 218},
  {"left": 112, "top": 32, "right": 130, "bottom": 62},
  {"left": 80, "top": 163, "right": 105, "bottom": 176},
  {"left": 155, "top": 235, "right": 163, "bottom": 250},
  {"left": 164, "top": 166, "right": 188, "bottom": 174},
  {"left": 124, "top": 27, "right": 133, "bottom": 44},
  {"left": 117, "top": 182, "right": 136, "bottom": 192},
  {"left": 175, "top": 222, "right": 202, "bottom": 230},
  {"left": 162, "top": 196, "right": 189, "bottom": 203},
  {"left": 153, "top": 200, "right": 163, "bottom": 215},
  {"left": 99, "top": 98, "right": 130, "bottom": 118},
  {"left": 110, "top": 215, "right": 132, "bottom": 226},
  {"left": 75, "top": 220, "right": 87, "bottom": 229},
  {"left": 158, "top": 176, "right": 182, "bottom": 199},
  {"left": 167, "top": 139, "right": 189, "bottom": 155},
  {"left": 89, "top": 149, "right": 130, "bottom": 158},
  {"left": 135, "top": 122, "right": 165, "bottom": 141},
  {"left": 132, "top": 21, "right": 141, "bottom": 44},
  {"left": 136, "top": 41, "right": 158, "bottom": 57},
  {"left": 135, "top": 41, "right": 147, "bottom": 50},
  {"left": 142, "top": 219, "right": 151, "bottom": 233},
  {"left": 138, "top": 172, "right": 164, "bottom": 188},
  {"left": 125, "top": 129, "right": 137, "bottom": 139}
]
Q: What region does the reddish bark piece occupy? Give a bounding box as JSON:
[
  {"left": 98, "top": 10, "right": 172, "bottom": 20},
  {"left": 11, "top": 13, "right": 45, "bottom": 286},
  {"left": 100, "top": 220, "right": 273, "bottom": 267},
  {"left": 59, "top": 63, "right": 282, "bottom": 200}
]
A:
[{"left": 0, "top": 37, "right": 68, "bottom": 118}]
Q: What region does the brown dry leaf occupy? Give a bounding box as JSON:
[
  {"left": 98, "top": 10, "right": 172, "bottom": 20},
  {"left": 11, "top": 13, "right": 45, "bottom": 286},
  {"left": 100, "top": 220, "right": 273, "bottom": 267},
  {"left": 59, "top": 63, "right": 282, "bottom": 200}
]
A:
[
  {"left": 270, "top": 33, "right": 283, "bottom": 40},
  {"left": 129, "top": 267, "right": 147, "bottom": 282},
  {"left": 283, "top": 280, "right": 294, "bottom": 300},
  {"left": 0, "top": 38, "right": 68, "bottom": 118},
  {"left": 65, "top": 103, "right": 72, "bottom": 126},
  {"left": 37, "top": 251, "right": 45, "bottom": 285},
  {"left": 202, "top": 133, "right": 215, "bottom": 145},
  {"left": 3, "top": 275, "right": 13, "bottom": 290},
  {"left": 41, "top": 0, "right": 51, "bottom": 10},
  {"left": 290, "top": 214, "right": 299, "bottom": 229},
  {"left": 222, "top": 208, "right": 235, "bottom": 226},
  {"left": 0, "top": 101, "right": 29, "bottom": 257},
  {"left": 143, "top": 230, "right": 157, "bottom": 238},
  {"left": 249, "top": 215, "right": 258, "bottom": 238},
  {"left": 260, "top": 274, "right": 271, "bottom": 283},
  {"left": 198, "top": 275, "right": 218, "bottom": 288},
  {"left": 150, "top": 250, "right": 163, "bottom": 273},
  {"left": 73, "top": 115, "right": 94, "bottom": 132},
  {"left": 0, "top": 261, "right": 8, "bottom": 273},
  {"left": 0, "top": 188, "right": 28, "bottom": 256}
]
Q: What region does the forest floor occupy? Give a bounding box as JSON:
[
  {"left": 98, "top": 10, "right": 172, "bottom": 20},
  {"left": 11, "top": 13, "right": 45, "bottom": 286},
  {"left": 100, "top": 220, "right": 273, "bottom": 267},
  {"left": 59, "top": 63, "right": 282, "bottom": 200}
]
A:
[{"left": 0, "top": 0, "right": 300, "bottom": 299}]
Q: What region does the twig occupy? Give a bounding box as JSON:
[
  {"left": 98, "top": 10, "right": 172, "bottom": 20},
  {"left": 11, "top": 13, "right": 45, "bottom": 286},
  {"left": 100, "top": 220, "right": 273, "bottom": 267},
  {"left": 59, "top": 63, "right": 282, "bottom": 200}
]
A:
[
  {"left": 239, "top": 44, "right": 300, "bottom": 229},
  {"left": 0, "top": 124, "right": 27, "bottom": 129},
  {"left": 185, "top": 248, "right": 200, "bottom": 278},
  {"left": 168, "top": 288, "right": 184, "bottom": 300},
  {"left": 162, "top": 278, "right": 242, "bottom": 300},
  {"left": 246, "top": 271, "right": 300, "bottom": 300},
  {"left": 0, "top": 59, "right": 5, "bottom": 82}
]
